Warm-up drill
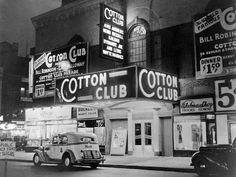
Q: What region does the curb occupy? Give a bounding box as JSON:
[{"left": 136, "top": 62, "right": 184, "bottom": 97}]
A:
[{"left": 2, "top": 159, "right": 195, "bottom": 173}]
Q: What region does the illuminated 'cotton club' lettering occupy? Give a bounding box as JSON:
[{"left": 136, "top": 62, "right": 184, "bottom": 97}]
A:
[
  {"left": 60, "top": 78, "right": 77, "bottom": 103},
  {"left": 69, "top": 46, "right": 86, "bottom": 63},
  {"left": 139, "top": 69, "right": 155, "bottom": 98},
  {"left": 95, "top": 85, "right": 127, "bottom": 100}
]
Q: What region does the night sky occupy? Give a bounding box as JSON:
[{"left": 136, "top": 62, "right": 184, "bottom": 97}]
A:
[{"left": 0, "top": 0, "right": 61, "bottom": 56}]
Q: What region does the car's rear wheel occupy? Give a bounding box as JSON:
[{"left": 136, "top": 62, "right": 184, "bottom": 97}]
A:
[
  {"left": 90, "top": 163, "right": 99, "bottom": 169},
  {"left": 63, "top": 155, "right": 72, "bottom": 168},
  {"left": 33, "top": 154, "right": 41, "bottom": 167}
]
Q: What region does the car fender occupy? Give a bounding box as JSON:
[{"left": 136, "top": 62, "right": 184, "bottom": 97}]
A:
[
  {"left": 62, "top": 149, "right": 76, "bottom": 163},
  {"left": 34, "top": 149, "right": 47, "bottom": 162},
  {"left": 191, "top": 152, "right": 207, "bottom": 165}
]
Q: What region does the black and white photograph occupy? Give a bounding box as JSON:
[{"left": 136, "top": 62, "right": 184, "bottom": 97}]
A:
[{"left": 0, "top": 0, "right": 236, "bottom": 177}]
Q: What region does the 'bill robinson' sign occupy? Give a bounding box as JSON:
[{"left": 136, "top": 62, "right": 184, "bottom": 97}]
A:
[
  {"left": 55, "top": 66, "right": 179, "bottom": 104},
  {"left": 33, "top": 42, "right": 88, "bottom": 98},
  {"left": 193, "top": 6, "right": 236, "bottom": 79}
]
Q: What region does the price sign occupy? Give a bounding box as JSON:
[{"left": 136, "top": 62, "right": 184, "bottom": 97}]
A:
[
  {"left": 215, "top": 78, "right": 236, "bottom": 111},
  {"left": 200, "top": 56, "right": 223, "bottom": 76}
]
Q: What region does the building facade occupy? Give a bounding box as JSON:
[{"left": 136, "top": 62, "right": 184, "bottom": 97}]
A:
[
  {"left": 0, "top": 41, "right": 31, "bottom": 142},
  {"left": 29, "top": 0, "right": 236, "bottom": 156}
]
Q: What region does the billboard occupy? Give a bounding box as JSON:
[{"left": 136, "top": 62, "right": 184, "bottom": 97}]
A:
[
  {"left": 55, "top": 66, "right": 179, "bottom": 104},
  {"left": 33, "top": 42, "right": 88, "bottom": 98},
  {"left": 194, "top": 6, "right": 236, "bottom": 79},
  {"left": 100, "top": 4, "right": 125, "bottom": 61}
]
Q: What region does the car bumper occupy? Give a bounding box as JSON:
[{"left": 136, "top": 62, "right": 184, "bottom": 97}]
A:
[{"left": 78, "top": 157, "right": 105, "bottom": 164}]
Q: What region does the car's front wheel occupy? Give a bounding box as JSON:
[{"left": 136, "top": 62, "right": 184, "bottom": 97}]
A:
[
  {"left": 62, "top": 155, "right": 72, "bottom": 168},
  {"left": 90, "top": 163, "right": 99, "bottom": 169},
  {"left": 194, "top": 160, "right": 210, "bottom": 177},
  {"left": 33, "top": 154, "right": 41, "bottom": 167}
]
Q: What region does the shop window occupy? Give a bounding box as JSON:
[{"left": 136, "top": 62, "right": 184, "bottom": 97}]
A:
[
  {"left": 128, "top": 23, "right": 148, "bottom": 67},
  {"left": 174, "top": 115, "right": 216, "bottom": 151},
  {"left": 77, "top": 119, "right": 105, "bottom": 146},
  {"left": 205, "top": 114, "right": 216, "bottom": 144},
  {"left": 174, "top": 115, "right": 206, "bottom": 150},
  {"left": 135, "top": 123, "right": 141, "bottom": 145}
]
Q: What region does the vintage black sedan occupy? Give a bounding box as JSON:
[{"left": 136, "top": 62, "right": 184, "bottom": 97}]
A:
[{"left": 191, "top": 138, "right": 236, "bottom": 176}]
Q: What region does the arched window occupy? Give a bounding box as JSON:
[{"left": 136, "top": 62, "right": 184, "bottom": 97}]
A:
[{"left": 128, "top": 22, "right": 149, "bottom": 67}]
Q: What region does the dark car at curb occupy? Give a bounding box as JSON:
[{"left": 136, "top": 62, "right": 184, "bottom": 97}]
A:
[{"left": 191, "top": 137, "right": 236, "bottom": 176}]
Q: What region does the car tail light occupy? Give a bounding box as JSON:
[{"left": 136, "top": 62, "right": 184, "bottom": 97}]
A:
[{"left": 80, "top": 151, "right": 84, "bottom": 159}]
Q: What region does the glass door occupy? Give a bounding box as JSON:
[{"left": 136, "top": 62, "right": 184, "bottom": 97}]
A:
[{"left": 133, "top": 120, "right": 152, "bottom": 156}]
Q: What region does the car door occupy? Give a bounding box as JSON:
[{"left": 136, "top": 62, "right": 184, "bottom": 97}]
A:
[
  {"left": 57, "top": 135, "right": 68, "bottom": 159},
  {"left": 44, "top": 136, "right": 60, "bottom": 159}
]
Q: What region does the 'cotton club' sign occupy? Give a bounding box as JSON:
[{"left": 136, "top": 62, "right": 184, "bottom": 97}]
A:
[
  {"left": 138, "top": 68, "right": 178, "bottom": 101},
  {"left": 100, "top": 4, "right": 125, "bottom": 61},
  {"left": 55, "top": 66, "right": 179, "bottom": 104}
]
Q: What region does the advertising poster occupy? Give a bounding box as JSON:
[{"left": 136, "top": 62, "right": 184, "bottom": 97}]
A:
[
  {"left": 193, "top": 6, "right": 236, "bottom": 79},
  {"left": 33, "top": 42, "right": 88, "bottom": 98},
  {"left": 110, "top": 129, "right": 127, "bottom": 155},
  {"left": 100, "top": 4, "right": 125, "bottom": 61}
]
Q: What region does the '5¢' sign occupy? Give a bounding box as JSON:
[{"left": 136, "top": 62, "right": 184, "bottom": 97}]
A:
[{"left": 215, "top": 78, "right": 236, "bottom": 111}]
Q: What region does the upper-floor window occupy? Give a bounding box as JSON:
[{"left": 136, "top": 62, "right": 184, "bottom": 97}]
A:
[{"left": 128, "top": 23, "right": 148, "bottom": 67}]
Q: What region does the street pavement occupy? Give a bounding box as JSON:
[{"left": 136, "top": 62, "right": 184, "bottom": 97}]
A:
[
  {"left": 4, "top": 151, "right": 194, "bottom": 173},
  {"left": 0, "top": 161, "right": 196, "bottom": 177}
]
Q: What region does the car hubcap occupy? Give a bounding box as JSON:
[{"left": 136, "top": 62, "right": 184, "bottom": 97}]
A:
[
  {"left": 65, "top": 157, "right": 70, "bottom": 166},
  {"left": 35, "top": 156, "right": 39, "bottom": 163}
]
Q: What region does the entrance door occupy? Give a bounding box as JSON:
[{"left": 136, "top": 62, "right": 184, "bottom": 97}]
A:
[
  {"left": 161, "top": 117, "right": 173, "bottom": 156},
  {"left": 133, "top": 120, "right": 153, "bottom": 156}
]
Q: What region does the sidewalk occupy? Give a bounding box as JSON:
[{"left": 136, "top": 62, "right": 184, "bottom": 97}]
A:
[{"left": 7, "top": 151, "right": 194, "bottom": 173}]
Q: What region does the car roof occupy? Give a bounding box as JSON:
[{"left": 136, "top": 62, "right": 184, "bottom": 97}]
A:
[{"left": 60, "top": 132, "right": 98, "bottom": 143}]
